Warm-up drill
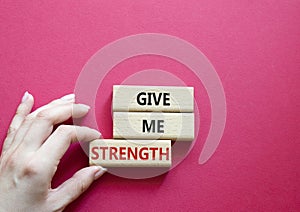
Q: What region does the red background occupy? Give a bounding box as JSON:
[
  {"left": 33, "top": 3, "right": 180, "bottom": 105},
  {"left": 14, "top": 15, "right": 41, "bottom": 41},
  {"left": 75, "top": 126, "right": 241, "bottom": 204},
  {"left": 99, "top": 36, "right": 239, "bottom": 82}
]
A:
[{"left": 0, "top": 1, "right": 299, "bottom": 211}]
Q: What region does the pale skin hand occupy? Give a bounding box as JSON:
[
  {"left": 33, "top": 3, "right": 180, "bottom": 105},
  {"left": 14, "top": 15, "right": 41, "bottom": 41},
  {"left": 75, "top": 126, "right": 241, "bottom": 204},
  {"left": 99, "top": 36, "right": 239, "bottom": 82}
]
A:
[{"left": 0, "top": 92, "right": 106, "bottom": 212}]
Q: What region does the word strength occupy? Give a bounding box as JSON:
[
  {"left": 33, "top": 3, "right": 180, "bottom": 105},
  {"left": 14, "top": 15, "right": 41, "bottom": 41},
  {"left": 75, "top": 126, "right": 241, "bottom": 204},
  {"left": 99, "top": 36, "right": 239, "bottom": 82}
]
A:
[{"left": 89, "top": 139, "right": 171, "bottom": 167}]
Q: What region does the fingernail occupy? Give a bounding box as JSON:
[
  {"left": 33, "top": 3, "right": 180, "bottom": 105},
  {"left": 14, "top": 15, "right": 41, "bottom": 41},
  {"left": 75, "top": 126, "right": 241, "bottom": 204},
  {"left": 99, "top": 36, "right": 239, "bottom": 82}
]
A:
[
  {"left": 61, "top": 94, "right": 75, "bottom": 101},
  {"left": 94, "top": 166, "right": 107, "bottom": 180},
  {"left": 78, "top": 104, "right": 90, "bottom": 111},
  {"left": 91, "top": 128, "right": 102, "bottom": 138},
  {"left": 22, "top": 91, "right": 29, "bottom": 103}
]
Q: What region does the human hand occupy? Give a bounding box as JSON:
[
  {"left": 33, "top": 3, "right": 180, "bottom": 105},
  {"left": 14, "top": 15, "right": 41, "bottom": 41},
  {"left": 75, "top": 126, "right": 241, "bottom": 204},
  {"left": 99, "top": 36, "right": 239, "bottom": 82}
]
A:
[{"left": 0, "top": 92, "right": 106, "bottom": 212}]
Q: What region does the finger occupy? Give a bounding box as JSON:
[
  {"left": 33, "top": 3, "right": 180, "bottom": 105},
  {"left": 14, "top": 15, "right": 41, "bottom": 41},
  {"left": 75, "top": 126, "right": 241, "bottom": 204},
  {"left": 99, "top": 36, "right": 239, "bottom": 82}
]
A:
[
  {"left": 30, "top": 93, "right": 75, "bottom": 116},
  {"left": 7, "top": 94, "right": 76, "bottom": 151},
  {"left": 36, "top": 125, "right": 101, "bottom": 173},
  {"left": 2, "top": 91, "right": 34, "bottom": 154},
  {"left": 48, "top": 166, "right": 106, "bottom": 211},
  {"left": 18, "top": 103, "right": 91, "bottom": 151}
]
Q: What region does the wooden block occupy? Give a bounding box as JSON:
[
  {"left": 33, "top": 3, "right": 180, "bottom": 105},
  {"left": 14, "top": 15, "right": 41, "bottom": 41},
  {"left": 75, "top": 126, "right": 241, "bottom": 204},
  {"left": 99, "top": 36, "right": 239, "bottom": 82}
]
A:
[
  {"left": 113, "top": 85, "right": 194, "bottom": 112},
  {"left": 89, "top": 139, "right": 171, "bottom": 167},
  {"left": 113, "top": 112, "right": 194, "bottom": 141}
]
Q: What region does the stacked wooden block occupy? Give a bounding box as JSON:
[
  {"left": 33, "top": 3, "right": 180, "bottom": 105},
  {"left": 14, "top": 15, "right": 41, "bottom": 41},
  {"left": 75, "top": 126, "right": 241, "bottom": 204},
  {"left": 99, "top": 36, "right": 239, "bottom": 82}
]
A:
[{"left": 90, "top": 85, "right": 194, "bottom": 167}]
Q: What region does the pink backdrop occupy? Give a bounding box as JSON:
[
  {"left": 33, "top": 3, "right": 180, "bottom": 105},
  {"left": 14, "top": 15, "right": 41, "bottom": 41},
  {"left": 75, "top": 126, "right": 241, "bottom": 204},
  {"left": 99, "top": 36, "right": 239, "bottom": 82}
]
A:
[{"left": 0, "top": 1, "right": 299, "bottom": 211}]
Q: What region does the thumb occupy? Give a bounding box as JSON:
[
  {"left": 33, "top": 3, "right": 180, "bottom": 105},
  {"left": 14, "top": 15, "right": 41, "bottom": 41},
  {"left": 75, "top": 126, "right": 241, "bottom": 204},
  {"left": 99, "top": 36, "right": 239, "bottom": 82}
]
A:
[{"left": 48, "top": 166, "right": 106, "bottom": 211}]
